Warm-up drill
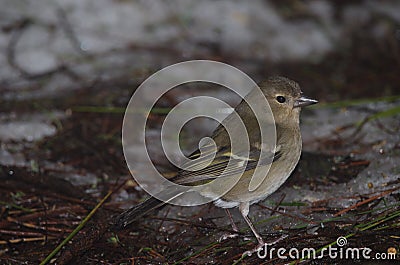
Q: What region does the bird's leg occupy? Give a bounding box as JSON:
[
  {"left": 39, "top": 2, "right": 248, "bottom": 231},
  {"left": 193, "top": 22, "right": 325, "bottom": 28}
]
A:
[
  {"left": 239, "top": 202, "right": 265, "bottom": 256},
  {"left": 225, "top": 208, "right": 239, "bottom": 232},
  {"left": 218, "top": 209, "right": 239, "bottom": 242}
]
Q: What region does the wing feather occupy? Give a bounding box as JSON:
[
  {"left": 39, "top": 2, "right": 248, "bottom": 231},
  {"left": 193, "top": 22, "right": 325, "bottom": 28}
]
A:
[{"left": 172, "top": 147, "right": 281, "bottom": 186}]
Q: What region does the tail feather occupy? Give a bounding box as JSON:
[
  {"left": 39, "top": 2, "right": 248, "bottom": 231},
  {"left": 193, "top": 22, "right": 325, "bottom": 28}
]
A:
[{"left": 112, "top": 196, "right": 165, "bottom": 230}]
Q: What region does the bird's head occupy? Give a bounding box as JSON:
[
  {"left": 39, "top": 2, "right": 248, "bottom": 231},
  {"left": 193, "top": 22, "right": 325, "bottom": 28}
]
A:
[{"left": 260, "top": 76, "right": 317, "bottom": 124}]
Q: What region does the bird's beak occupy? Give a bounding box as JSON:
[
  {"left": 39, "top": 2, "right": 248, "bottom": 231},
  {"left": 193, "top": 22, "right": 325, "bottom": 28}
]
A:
[{"left": 294, "top": 96, "right": 318, "bottom": 108}]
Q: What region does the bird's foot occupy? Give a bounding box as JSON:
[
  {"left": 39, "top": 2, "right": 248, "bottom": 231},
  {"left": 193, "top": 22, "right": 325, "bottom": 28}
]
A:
[
  {"left": 242, "top": 241, "right": 265, "bottom": 257},
  {"left": 242, "top": 234, "right": 288, "bottom": 257},
  {"left": 218, "top": 232, "right": 239, "bottom": 242},
  {"left": 267, "top": 234, "right": 288, "bottom": 245}
]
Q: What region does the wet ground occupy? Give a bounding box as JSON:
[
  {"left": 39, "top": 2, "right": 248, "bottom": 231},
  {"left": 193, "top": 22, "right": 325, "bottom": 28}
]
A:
[{"left": 1, "top": 1, "right": 400, "bottom": 264}]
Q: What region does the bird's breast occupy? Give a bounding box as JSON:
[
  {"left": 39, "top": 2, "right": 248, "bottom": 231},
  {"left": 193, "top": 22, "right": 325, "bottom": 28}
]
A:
[{"left": 218, "top": 131, "right": 302, "bottom": 205}]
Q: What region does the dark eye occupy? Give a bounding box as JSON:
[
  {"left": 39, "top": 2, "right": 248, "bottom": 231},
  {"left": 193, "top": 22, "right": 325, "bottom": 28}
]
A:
[{"left": 276, "top": 96, "right": 286, "bottom": 103}]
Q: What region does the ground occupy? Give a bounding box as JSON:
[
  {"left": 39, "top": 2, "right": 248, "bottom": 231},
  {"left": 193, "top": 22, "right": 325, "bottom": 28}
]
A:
[{"left": 1, "top": 1, "right": 399, "bottom": 264}]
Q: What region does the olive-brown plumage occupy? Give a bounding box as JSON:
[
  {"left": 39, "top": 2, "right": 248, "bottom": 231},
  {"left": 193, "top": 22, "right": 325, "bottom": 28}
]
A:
[{"left": 113, "top": 76, "right": 317, "bottom": 253}]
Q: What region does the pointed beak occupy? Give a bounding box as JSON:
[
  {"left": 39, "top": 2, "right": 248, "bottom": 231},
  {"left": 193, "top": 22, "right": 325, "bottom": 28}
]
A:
[{"left": 294, "top": 96, "right": 318, "bottom": 108}]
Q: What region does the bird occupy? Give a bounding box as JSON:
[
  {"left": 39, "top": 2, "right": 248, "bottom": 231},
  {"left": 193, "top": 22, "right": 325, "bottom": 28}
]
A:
[{"left": 113, "top": 76, "right": 317, "bottom": 254}]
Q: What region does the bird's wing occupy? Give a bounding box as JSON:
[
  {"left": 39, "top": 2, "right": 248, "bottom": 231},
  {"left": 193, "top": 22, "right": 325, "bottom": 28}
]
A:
[{"left": 172, "top": 144, "right": 281, "bottom": 186}]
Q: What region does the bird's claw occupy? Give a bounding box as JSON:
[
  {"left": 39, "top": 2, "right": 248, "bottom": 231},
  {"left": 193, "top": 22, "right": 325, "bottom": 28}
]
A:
[
  {"left": 218, "top": 232, "right": 239, "bottom": 242},
  {"left": 242, "top": 234, "right": 288, "bottom": 257},
  {"left": 242, "top": 242, "right": 265, "bottom": 257}
]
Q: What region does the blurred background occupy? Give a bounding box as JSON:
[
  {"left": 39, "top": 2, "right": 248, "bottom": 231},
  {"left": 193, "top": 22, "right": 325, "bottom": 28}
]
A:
[
  {"left": 1, "top": 1, "right": 399, "bottom": 264},
  {"left": 2, "top": 0, "right": 399, "bottom": 100}
]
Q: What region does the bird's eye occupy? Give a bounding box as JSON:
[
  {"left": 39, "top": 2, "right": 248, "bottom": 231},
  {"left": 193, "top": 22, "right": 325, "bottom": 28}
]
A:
[{"left": 276, "top": 96, "right": 286, "bottom": 103}]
